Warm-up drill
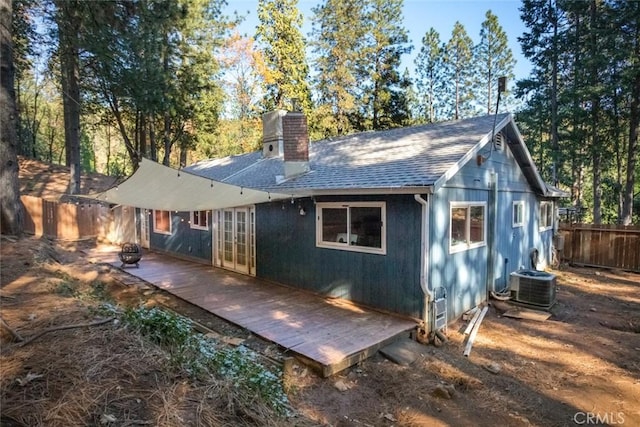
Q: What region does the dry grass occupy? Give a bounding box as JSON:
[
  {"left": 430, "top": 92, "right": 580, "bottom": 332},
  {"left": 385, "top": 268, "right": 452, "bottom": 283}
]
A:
[
  {"left": 4, "top": 236, "right": 639, "bottom": 427},
  {"left": 0, "top": 237, "right": 299, "bottom": 427}
]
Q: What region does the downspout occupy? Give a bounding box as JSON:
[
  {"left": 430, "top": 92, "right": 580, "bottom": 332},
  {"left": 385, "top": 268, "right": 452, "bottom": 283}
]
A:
[
  {"left": 414, "top": 194, "right": 434, "bottom": 331},
  {"left": 486, "top": 170, "right": 498, "bottom": 301}
]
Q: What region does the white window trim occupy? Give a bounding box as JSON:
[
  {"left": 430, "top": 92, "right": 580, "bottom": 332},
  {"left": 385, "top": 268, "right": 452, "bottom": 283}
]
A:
[
  {"left": 153, "top": 210, "right": 172, "bottom": 235},
  {"left": 449, "top": 201, "right": 487, "bottom": 254},
  {"left": 513, "top": 200, "right": 525, "bottom": 228},
  {"left": 539, "top": 201, "right": 553, "bottom": 231},
  {"left": 316, "top": 201, "right": 386, "bottom": 255},
  {"left": 190, "top": 210, "right": 209, "bottom": 230}
]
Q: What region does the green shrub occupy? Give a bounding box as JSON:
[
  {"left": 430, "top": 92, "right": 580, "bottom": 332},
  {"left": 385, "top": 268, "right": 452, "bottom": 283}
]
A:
[
  {"left": 120, "top": 306, "right": 290, "bottom": 414},
  {"left": 54, "top": 281, "right": 79, "bottom": 297}
]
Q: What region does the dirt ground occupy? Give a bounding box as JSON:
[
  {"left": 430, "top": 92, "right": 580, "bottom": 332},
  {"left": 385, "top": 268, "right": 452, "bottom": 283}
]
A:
[{"left": 1, "top": 236, "right": 639, "bottom": 426}]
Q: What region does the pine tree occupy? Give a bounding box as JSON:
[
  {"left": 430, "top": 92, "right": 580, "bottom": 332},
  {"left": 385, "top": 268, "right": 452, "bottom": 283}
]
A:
[
  {"left": 54, "top": 0, "right": 82, "bottom": 193},
  {"left": 360, "top": 0, "right": 412, "bottom": 130},
  {"left": 414, "top": 28, "right": 443, "bottom": 123},
  {"left": 256, "top": 0, "right": 312, "bottom": 113},
  {"left": 613, "top": 0, "right": 640, "bottom": 225},
  {"left": 475, "top": 10, "right": 516, "bottom": 114},
  {"left": 1, "top": 0, "right": 24, "bottom": 234},
  {"left": 519, "top": 0, "right": 565, "bottom": 186},
  {"left": 517, "top": 0, "right": 639, "bottom": 224},
  {"left": 81, "top": 0, "right": 229, "bottom": 169},
  {"left": 442, "top": 22, "right": 475, "bottom": 120},
  {"left": 310, "top": 0, "right": 368, "bottom": 137}
]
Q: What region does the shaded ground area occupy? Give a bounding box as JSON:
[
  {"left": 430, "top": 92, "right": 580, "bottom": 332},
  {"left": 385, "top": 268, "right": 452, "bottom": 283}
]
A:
[{"left": 1, "top": 236, "right": 639, "bottom": 426}]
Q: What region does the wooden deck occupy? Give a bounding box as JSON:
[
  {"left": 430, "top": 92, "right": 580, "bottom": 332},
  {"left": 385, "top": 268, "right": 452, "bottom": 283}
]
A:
[{"left": 89, "top": 247, "right": 417, "bottom": 376}]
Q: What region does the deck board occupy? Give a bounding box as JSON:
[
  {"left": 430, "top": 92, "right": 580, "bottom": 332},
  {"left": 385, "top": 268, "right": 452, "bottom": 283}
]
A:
[{"left": 91, "top": 247, "right": 417, "bottom": 375}]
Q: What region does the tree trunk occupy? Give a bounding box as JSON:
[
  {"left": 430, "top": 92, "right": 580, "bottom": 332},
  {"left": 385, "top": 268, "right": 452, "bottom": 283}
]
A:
[
  {"left": 149, "top": 120, "right": 157, "bottom": 162},
  {"left": 108, "top": 95, "right": 139, "bottom": 171},
  {"left": 139, "top": 113, "right": 147, "bottom": 158},
  {"left": 161, "top": 34, "right": 171, "bottom": 166},
  {"left": 55, "top": 0, "right": 82, "bottom": 194},
  {"left": 590, "top": 0, "right": 602, "bottom": 224},
  {"left": 0, "top": 0, "right": 24, "bottom": 235},
  {"left": 179, "top": 144, "right": 187, "bottom": 168},
  {"left": 454, "top": 70, "right": 460, "bottom": 120},
  {"left": 621, "top": 16, "right": 640, "bottom": 225},
  {"left": 162, "top": 112, "right": 171, "bottom": 166},
  {"left": 550, "top": 0, "right": 559, "bottom": 186}
]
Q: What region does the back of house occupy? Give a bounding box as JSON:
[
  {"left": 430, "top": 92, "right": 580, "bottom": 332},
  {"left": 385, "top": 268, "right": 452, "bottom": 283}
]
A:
[{"left": 103, "top": 110, "right": 565, "bottom": 330}]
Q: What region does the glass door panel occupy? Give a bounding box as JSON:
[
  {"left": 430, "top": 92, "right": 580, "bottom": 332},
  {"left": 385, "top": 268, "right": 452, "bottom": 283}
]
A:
[
  {"left": 234, "top": 210, "right": 248, "bottom": 273},
  {"left": 215, "top": 207, "right": 255, "bottom": 275},
  {"left": 223, "top": 210, "right": 234, "bottom": 264}
]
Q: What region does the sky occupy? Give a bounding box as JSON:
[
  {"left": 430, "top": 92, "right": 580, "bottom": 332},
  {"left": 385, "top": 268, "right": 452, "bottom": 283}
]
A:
[{"left": 224, "top": 0, "right": 533, "bottom": 89}]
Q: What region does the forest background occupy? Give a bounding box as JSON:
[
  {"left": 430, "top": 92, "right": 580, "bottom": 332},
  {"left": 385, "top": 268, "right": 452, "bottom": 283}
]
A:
[{"left": 6, "top": 0, "right": 640, "bottom": 225}]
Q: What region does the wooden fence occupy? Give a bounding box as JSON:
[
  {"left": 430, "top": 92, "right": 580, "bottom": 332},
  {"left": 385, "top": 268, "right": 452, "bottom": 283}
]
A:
[
  {"left": 558, "top": 224, "right": 640, "bottom": 272},
  {"left": 21, "top": 195, "right": 135, "bottom": 243}
]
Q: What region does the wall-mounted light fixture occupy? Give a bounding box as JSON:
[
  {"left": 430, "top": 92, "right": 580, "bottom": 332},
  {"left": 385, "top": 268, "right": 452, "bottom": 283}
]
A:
[{"left": 299, "top": 207, "right": 306, "bottom": 216}]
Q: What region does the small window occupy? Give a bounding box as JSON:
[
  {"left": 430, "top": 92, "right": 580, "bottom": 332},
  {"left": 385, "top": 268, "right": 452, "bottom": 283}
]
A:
[
  {"left": 450, "top": 202, "right": 486, "bottom": 253},
  {"left": 539, "top": 201, "right": 553, "bottom": 230},
  {"left": 513, "top": 201, "right": 524, "bottom": 227},
  {"left": 153, "top": 210, "right": 171, "bottom": 235},
  {"left": 190, "top": 210, "right": 209, "bottom": 230},
  {"left": 316, "top": 202, "right": 386, "bottom": 254}
]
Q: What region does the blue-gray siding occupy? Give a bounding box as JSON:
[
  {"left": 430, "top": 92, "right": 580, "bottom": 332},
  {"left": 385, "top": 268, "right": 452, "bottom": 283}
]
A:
[
  {"left": 143, "top": 134, "right": 554, "bottom": 324},
  {"left": 149, "top": 211, "right": 212, "bottom": 263},
  {"left": 430, "top": 137, "right": 553, "bottom": 320},
  {"left": 256, "top": 194, "right": 424, "bottom": 318}
]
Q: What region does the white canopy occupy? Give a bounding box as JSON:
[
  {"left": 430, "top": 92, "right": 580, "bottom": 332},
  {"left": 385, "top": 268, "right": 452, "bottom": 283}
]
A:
[{"left": 87, "top": 158, "right": 292, "bottom": 211}]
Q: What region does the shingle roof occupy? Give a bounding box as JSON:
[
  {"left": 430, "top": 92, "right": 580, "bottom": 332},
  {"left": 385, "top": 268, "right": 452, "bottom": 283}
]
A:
[{"left": 185, "top": 114, "right": 512, "bottom": 193}]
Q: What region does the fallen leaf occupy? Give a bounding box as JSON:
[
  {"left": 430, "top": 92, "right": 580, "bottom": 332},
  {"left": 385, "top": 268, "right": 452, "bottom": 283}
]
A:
[
  {"left": 384, "top": 413, "right": 397, "bottom": 422},
  {"left": 16, "top": 372, "right": 43, "bottom": 386},
  {"left": 100, "top": 413, "right": 117, "bottom": 424},
  {"left": 334, "top": 380, "right": 350, "bottom": 392}
]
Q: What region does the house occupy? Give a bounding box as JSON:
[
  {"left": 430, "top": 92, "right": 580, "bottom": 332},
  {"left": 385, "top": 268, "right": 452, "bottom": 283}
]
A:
[{"left": 94, "top": 111, "right": 566, "bottom": 331}]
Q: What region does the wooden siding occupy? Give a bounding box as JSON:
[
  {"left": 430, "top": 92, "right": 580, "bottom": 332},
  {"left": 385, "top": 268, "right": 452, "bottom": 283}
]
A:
[
  {"left": 149, "top": 210, "right": 212, "bottom": 263},
  {"left": 256, "top": 194, "right": 424, "bottom": 318},
  {"left": 432, "top": 135, "right": 554, "bottom": 320},
  {"left": 429, "top": 187, "right": 490, "bottom": 320},
  {"left": 559, "top": 224, "right": 640, "bottom": 272},
  {"left": 21, "top": 195, "right": 132, "bottom": 242}
]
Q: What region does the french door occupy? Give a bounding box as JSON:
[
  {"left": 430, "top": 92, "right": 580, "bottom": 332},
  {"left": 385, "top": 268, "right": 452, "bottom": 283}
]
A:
[
  {"left": 214, "top": 206, "right": 255, "bottom": 275},
  {"left": 139, "top": 209, "right": 150, "bottom": 248}
]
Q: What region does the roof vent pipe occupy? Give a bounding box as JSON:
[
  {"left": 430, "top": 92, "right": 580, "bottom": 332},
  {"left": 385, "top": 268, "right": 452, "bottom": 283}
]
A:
[{"left": 262, "top": 110, "right": 286, "bottom": 158}]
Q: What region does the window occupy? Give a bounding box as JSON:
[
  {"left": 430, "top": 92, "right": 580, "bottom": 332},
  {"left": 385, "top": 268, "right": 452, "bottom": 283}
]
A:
[
  {"left": 539, "top": 201, "right": 553, "bottom": 230},
  {"left": 153, "top": 210, "right": 171, "bottom": 235},
  {"left": 450, "top": 202, "right": 486, "bottom": 253},
  {"left": 316, "top": 202, "right": 386, "bottom": 254},
  {"left": 190, "top": 210, "right": 209, "bottom": 230},
  {"left": 513, "top": 201, "right": 524, "bottom": 227}
]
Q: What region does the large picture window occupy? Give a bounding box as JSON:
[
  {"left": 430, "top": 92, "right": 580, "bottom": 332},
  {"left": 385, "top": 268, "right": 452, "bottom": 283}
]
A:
[
  {"left": 316, "top": 202, "right": 386, "bottom": 254},
  {"left": 153, "top": 210, "right": 171, "bottom": 235},
  {"left": 539, "top": 201, "right": 553, "bottom": 230},
  {"left": 190, "top": 210, "right": 208, "bottom": 230},
  {"left": 450, "top": 202, "right": 486, "bottom": 253}
]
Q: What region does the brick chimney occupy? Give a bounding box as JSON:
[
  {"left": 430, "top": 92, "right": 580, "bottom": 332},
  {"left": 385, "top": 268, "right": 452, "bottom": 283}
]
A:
[
  {"left": 282, "top": 111, "right": 310, "bottom": 178},
  {"left": 262, "top": 109, "right": 310, "bottom": 179}
]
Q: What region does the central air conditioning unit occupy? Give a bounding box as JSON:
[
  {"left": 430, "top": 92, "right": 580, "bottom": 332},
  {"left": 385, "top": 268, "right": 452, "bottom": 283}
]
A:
[{"left": 510, "top": 270, "right": 557, "bottom": 309}]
